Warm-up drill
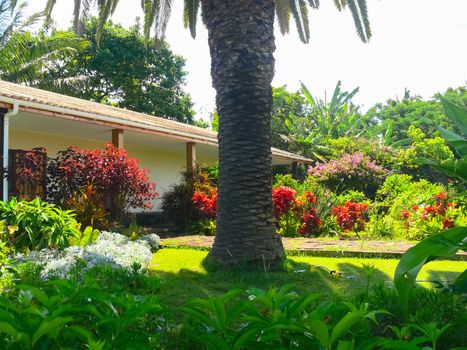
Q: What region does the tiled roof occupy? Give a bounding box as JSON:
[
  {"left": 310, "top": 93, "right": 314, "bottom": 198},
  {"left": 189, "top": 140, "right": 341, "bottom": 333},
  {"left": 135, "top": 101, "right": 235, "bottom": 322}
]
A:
[{"left": 0, "top": 80, "right": 312, "bottom": 163}]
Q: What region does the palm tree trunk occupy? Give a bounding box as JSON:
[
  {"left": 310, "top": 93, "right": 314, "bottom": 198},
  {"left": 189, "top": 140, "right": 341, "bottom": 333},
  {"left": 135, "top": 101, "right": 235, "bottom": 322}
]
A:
[{"left": 202, "top": 0, "right": 284, "bottom": 266}]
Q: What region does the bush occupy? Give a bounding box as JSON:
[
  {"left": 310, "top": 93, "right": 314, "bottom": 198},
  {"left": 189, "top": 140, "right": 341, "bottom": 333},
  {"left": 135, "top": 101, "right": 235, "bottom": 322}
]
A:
[
  {"left": 48, "top": 144, "right": 158, "bottom": 226},
  {"left": 367, "top": 175, "right": 465, "bottom": 239},
  {"left": 331, "top": 201, "right": 369, "bottom": 235},
  {"left": 327, "top": 137, "right": 400, "bottom": 170},
  {"left": 17, "top": 231, "right": 157, "bottom": 280},
  {"left": 0, "top": 279, "right": 163, "bottom": 349},
  {"left": 162, "top": 168, "right": 217, "bottom": 231},
  {"left": 0, "top": 198, "right": 81, "bottom": 252},
  {"left": 0, "top": 242, "right": 14, "bottom": 293},
  {"left": 308, "top": 152, "right": 388, "bottom": 198}
]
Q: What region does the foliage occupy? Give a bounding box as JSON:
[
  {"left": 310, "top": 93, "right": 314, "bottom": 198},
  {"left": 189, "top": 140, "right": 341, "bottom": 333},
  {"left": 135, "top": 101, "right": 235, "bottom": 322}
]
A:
[
  {"left": 42, "top": 19, "right": 195, "bottom": 123},
  {"left": 394, "top": 226, "right": 467, "bottom": 318},
  {"left": 308, "top": 152, "right": 388, "bottom": 198},
  {"left": 0, "top": 0, "right": 88, "bottom": 87},
  {"left": 0, "top": 278, "right": 163, "bottom": 349},
  {"left": 371, "top": 175, "right": 449, "bottom": 239},
  {"left": 0, "top": 241, "right": 14, "bottom": 293},
  {"left": 162, "top": 167, "right": 217, "bottom": 231},
  {"left": 18, "top": 231, "right": 156, "bottom": 280},
  {"left": 192, "top": 191, "right": 218, "bottom": 219},
  {"left": 399, "top": 192, "right": 466, "bottom": 239},
  {"left": 69, "top": 226, "right": 100, "bottom": 247},
  {"left": 281, "top": 81, "right": 371, "bottom": 158},
  {"left": 48, "top": 144, "right": 157, "bottom": 225},
  {"left": 183, "top": 284, "right": 386, "bottom": 349},
  {"left": 0, "top": 198, "right": 80, "bottom": 252},
  {"left": 271, "top": 86, "right": 310, "bottom": 150},
  {"left": 326, "top": 137, "right": 400, "bottom": 171},
  {"left": 418, "top": 99, "right": 467, "bottom": 183},
  {"left": 365, "top": 86, "right": 467, "bottom": 144},
  {"left": 0, "top": 30, "right": 88, "bottom": 87},
  {"left": 331, "top": 202, "right": 369, "bottom": 235}
]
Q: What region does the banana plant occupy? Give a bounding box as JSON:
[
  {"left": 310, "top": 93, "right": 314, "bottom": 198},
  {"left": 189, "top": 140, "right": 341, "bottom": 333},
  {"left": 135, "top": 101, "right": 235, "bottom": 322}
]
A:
[{"left": 284, "top": 81, "right": 369, "bottom": 159}]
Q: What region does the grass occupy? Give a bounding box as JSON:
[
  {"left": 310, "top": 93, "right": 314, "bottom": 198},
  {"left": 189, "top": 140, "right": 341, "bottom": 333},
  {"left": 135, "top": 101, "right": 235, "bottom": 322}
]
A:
[{"left": 150, "top": 247, "right": 466, "bottom": 309}]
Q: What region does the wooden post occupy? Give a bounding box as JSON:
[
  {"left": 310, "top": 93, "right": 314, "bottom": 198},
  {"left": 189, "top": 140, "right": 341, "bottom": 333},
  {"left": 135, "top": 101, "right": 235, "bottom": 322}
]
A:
[
  {"left": 186, "top": 142, "right": 197, "bottom": 173},
  {"left": 112, "top": 129, "right": 124, "bottom": 148}
]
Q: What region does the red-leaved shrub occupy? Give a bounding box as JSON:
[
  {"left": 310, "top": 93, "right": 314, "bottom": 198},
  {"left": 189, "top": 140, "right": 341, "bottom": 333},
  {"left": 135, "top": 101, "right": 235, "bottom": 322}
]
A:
[{"left": 48, "top": 143, "right": 157, "bottom": 225}]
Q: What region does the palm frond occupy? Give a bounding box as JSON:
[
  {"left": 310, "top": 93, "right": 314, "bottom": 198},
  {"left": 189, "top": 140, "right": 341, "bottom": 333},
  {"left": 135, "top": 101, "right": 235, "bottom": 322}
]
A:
[
  {"left": 344, "top": 0, "right": 370, "bottom": 42},
  {"left": 289, "top": 0, "right": 309, "bottom": 43},
  {"left": 307, "top": 0, "right": 319, "bottom": 9},
  {"left": 44, "top": 0, "right": 56, "bottom": 28},
  {"left": 142, "top": 0, "right": 157, "bottom": 47},
  {"left": 19, "top": 11, "right": 44, "bottom": 31},
  {"left": 155, "top": 0, "right": 173, "bottom": 39},
  {"left": 357, "top": 0, "right": 371, "bottom": 41},
  {"left": 183, "top": 0, "right": 199, "bottom": 39},
  {"left": 275, "top": 0, "right": 291, "bottom": 35},
  {"left": 96, "top": 0, "right": 119, "bottom": 45}
]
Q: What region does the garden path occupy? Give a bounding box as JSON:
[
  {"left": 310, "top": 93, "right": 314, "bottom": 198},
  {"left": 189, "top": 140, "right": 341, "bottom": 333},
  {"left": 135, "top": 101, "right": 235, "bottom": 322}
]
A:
[{"left": 160, "top": 235, "right": 467, "bottom": 260}]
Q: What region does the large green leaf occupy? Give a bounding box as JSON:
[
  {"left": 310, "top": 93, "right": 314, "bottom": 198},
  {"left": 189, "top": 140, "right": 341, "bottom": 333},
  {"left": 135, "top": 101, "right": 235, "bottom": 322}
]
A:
[
  {"left": 438, "top": 126, "right": 467, "bottom": 157},
  {"left": 441, "top": 98, "right": 467, "bottom": 137},
  {"left": 394, "top": 227, "right": 467, "bottom": 315}
]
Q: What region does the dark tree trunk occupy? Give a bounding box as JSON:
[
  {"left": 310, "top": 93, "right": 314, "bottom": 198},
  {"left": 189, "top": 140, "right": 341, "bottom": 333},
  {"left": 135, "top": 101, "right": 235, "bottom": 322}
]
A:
[{"left": 201, "top": 0, "right": 284, "bottom": 266}]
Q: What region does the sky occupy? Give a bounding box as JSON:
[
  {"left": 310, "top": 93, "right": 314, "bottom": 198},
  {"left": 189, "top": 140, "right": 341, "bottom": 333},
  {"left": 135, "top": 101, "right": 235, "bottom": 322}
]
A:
[{"left": 26, "top": 0, "right": 467, "bottom": 120}]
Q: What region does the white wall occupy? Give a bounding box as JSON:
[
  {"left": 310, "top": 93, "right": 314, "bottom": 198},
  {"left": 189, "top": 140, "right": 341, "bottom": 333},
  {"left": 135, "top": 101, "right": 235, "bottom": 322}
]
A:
[{"left": 10, "top": 128, "right": 217, "bottom": 211}]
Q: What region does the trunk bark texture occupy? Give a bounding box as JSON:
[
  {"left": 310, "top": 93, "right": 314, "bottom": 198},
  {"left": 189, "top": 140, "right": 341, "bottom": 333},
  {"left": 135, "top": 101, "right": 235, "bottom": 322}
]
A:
[{"left": 201, "top": 0, "right": 284, "bottom": 265}]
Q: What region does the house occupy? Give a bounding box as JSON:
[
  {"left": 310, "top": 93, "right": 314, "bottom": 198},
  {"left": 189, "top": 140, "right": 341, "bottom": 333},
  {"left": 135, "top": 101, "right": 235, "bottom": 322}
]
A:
[{"left": 0, "top": 80, "right": 311, "bottom": 210}]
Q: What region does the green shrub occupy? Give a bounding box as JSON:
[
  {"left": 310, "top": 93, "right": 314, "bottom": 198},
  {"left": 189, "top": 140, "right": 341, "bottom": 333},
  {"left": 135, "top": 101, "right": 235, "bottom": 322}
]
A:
[
  {"left": 0, "top": 198, "right": 81, "bottom": 252},
  {"left": 0, "top": 241, "right": 14, "bottom": 294},
  {"left": 0, "top": 278, "right": 163, "bottom": 349},
  {"left": 162, "top": 168, "right": 216, "bottom": 231}
]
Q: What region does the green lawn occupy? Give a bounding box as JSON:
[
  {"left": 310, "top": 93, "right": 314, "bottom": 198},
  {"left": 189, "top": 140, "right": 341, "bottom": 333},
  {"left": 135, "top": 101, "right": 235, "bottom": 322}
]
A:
[{"left": 150, "top": 248, "right": 466, "bottom": 308}]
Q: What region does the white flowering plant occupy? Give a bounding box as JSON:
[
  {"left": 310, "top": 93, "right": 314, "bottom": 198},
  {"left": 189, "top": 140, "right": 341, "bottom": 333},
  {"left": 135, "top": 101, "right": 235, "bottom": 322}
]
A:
[{"left": 17, "top": 231, "right": 160, "bottom": 280}]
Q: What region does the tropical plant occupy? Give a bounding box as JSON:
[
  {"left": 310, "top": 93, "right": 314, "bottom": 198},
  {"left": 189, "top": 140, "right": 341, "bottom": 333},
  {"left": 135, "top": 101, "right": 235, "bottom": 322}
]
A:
[
  {"left": 418, "top": 99, "right": 467, "bottom": 183},
  {"left": 0, "top": 278, "right": 163, "bottom": 349},
  {"left": 183, "top": 285, "right": 386, "bottom": 349},
  {"left": 0, "top": 30, "right": 88, "bottom": 87},
  {"left": 0, "top": 198, "right": 81, "bottom": 252},
  {"left": 394, "top": 226, "right": 467, "bottom": 319},
  {"left": 162, "top": 167, "right": 216, "bottom": 231},
  {"left": 283, "top": 81, "right": 370, "bottom": 158},
  {"left": 0, "top": 0, "right": 87, "bottom": 87},
  {"left": 46, "top": 0, "right": 371, "bottom": 266},
  {"left": 47, "top": 144, "right": 158, "bottom": 224}
]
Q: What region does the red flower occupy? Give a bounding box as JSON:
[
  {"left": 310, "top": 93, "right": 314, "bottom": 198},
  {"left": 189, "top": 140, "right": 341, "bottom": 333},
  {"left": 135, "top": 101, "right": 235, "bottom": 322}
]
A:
[
  {"left": 331, "top": 202, "right": 369, "bottom": 232},
  {"left": 401, "top": 209, "right": 411, "bottom": 219},
  {"left": 442, "top": 218, "right": 455, "bottom": 229},
  {"left": 272, "top": 186, "right": 296, "bottom": 219},
  {"left": 298, "top": 208, "right": 322, "bottom": 236}
]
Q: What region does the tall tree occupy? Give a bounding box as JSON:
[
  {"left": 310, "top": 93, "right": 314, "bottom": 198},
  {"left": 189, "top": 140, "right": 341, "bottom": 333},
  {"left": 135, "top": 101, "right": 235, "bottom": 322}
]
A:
[
  {"left": 46, "top": 0, "right": 371, "bottom": 266},
  {"left": 43, "top": 19, "right": 194, "bottom": 124}
]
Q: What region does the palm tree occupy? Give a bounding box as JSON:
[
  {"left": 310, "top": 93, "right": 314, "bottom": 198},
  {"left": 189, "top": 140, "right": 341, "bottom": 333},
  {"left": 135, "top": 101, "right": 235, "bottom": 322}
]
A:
[
  {"left": 0, "top": 0, "right": 88, "bottom": 88},
  {"left": 45, "top": 0, "right": 371, "bottom": 266}
]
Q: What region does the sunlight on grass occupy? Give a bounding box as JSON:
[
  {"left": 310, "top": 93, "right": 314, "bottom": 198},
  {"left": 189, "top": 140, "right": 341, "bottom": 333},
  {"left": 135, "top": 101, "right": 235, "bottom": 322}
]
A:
[{"left": 152, "top": 248, "right": 466, "bottom": 282}]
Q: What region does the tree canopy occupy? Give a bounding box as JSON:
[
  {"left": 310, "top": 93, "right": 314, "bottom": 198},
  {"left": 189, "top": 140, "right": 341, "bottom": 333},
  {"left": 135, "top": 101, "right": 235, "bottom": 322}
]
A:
[{"left": 42, "top": 19, "right": 194, "bottom": 124}]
